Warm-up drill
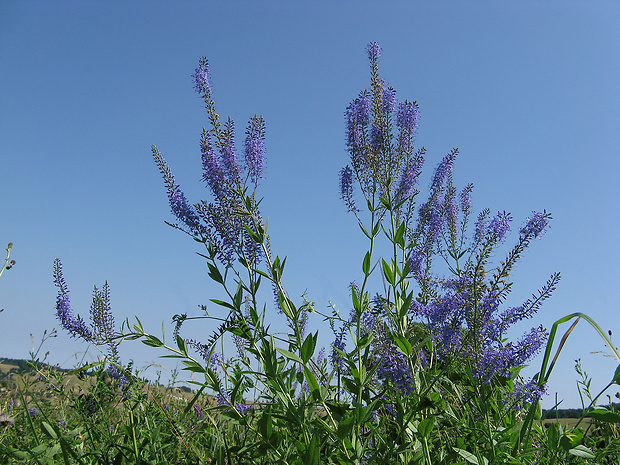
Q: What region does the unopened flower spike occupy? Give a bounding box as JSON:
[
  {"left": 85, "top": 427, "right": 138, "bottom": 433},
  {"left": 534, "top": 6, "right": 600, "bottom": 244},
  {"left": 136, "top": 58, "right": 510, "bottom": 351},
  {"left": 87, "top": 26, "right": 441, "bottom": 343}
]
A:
[
  {"left": 193, "top": 57, "right": 212, "bottom": 94},
  {"left": 245, "top": 115, "right": 266, "bottom": 185}
]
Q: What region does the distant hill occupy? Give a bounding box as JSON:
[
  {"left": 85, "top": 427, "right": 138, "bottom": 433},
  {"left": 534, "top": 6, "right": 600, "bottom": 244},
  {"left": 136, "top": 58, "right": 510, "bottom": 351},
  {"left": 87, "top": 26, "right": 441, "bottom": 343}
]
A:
[
  {"left": 0, "top": 357, "right": 194, "bottom": 394},
  {"left": 0, "top": 357, "right": 71, "bottom": 375}
]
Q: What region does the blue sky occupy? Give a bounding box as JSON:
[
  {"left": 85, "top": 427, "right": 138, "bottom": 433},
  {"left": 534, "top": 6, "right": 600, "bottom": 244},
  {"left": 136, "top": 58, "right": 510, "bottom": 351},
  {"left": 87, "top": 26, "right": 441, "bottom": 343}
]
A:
[{"left": 1, "top": 1, "right": 619, "bottom": 408}]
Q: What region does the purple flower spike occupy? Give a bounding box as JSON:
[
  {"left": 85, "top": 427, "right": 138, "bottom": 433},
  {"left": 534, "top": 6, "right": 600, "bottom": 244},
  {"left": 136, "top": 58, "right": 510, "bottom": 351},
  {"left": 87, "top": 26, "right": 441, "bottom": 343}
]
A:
[
  {"left": 193, "top": 403, "right": 204, "bottom": 420},
  {"left": 430, "top": 150, "right": 458, "bottom": 198},
  {"left": 395, "top": 151, "right": 423, "bottom": 201},
  {"left": 382, "top": 86, "right": 397, "bottom": 114},
  {"left": 331, "top": 326, "right": 347, "bottom": 371},
  {"left": 345, "top": 93, "right": 371, "bottom": 152},
  {"left": 153, "top": 146, "right": 205, "bottom": 236},
  {"left": 512, "top": 379, "right": 547, "bottom": 405},
  {"left": 352, "top": 93, "right": 371, "bottom": 126},
  {"left": 339, "top": 165, "right": 356, "bottom": 212},
  {"left": 53, "top": 259, "right": 94, "bottom": 341},
  {"left": 409, "top": 246, "right": 427, "bottom": 280},
  {"left": 370, "top": 125, "right": 384, "bottom": 151},
  {"left": 216, "top": 390, "right": 252, "bottom": 416},
  {"left": 200, "top": 131, "right": 228, "bottom": 203},
  {"left": 474, "top": 209, "right": 490, "bottom": 243},
  {"left": 193, "top": 57, "right": 211, "bottom": 94},
  {"left": 91, "top": 283, "right": 115, "bottom": 341},
  {"left": 459, "top": 183, "right": 474, "bottom": 217},
  {"left": 91, "top": 282, "right": 120, "bottom": 362},
  {"left": 520, "top": 211, "right": 551, "bottom": 239},
  {"left": 397, "top": 101, "right": 420, "bottom": 134},
  {"left": 488, "top": 211, "right": 512, "bottom": 242},
  {"left": 244, "top": 115, "right": 266, "bottom": 185},
  {"left": 373, "top": 325, "right": 415, "bottom": 395},
  {"left": 221, "top": 119, "right": 241, "bottom": 183},
  {"left": 367, "top": 42, "right": 382, "bottom": 61}
]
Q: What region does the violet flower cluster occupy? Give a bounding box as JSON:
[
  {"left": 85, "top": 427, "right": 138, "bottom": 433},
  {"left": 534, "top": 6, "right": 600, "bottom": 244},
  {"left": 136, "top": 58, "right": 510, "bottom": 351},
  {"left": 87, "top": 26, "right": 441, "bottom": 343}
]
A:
[
  {"left": 364, "top": 308, "right": 415, "bottom": 395},
  {"left": 336, "top": 42, "right": 559, "bottom": 403},
  {"left": 153, "top": 57, "right": 267, "bottom": 267},
  {"left": 411, "top": 162, "right": 558, "bottom": 390},
  {"left": 339, "top": 42, "right": 424, "bottom": 216},
  {"left": 53, "top": 258, "right": 127, "bottom": 388},
  {"left": 216, "top": 390, "right": 253, "bottom": 416}
]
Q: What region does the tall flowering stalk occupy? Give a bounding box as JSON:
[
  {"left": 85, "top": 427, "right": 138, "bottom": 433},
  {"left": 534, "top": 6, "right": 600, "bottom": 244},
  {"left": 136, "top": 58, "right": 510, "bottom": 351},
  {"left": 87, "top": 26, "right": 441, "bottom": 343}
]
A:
[
  {"left": 52, "top": 259, "right": 127, "bottom": 388},
  {"left": 341, "top": 43, "right": 423, "bottom": 218},
  {"left": 153, "top": 58, "right": 266, "bottom": 270},
  {"left": 53, "top": 259, "right": 94, "bottom": 342},
  {"left": 336, "top": 42, "right": 559, "bottom": 416},
  {"left": 145, "top": 58, "right": 339, "bottom": 460}
]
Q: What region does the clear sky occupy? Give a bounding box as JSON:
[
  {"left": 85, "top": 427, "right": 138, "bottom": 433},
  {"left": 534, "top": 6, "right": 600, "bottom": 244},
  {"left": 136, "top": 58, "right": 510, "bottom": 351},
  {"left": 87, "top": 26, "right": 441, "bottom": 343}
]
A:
[{"left": 1, "top": 1, "right": 619, "bottom": 408}]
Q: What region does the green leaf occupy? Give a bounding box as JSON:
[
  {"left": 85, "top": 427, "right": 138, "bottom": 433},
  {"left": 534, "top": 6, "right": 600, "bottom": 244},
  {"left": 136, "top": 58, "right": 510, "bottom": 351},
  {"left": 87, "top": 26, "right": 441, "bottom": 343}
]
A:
[
  {"left": 181, "top": 360, "right": 205, "bottom": 374},
  {"left": 258, "top": 410, "right": 272, "bottom": 439},
  {"left": 244, "top": 224, "right": 264, "bottom": 244},
  {"left": 351, "top": 285, "right": 360, "bottom": 313},
  {"left": 613, "top": 364, "right": 620, "bottom": 385},
  {"left": 382, "top": 259, "right": 396, "bottom": 286},
  {"left": 300, "top": 332, "right": 317, "bottom": 364},
  {"left": 362, "top": 252, "right": 371, "bottom": 276},
  {"left": 560, "top": 429, "right": 583, "bottom": 450},
  {"left": 359, "top": 222, "right": 371, "bottom": 239},
  {"left": 589, "top": 409, "right": 620, "bottom": 424},
  {"left": 254, "top": 268, "right": 272, "bottom": 280},
  {"left": 210, "top": 299, "right": 236, "bottom": 311},
  {"left": 207, "top": 263, "right": 224, "bottom": 284},
  {"left": 400, "top": 291, "right": 414, "bottom": 318},
  {"left": 305, "top": 435, "right": 320, "bottom": 465},
  {"left": 142, "top": 335, "right": 163, "bottom": 347},
  {"left": 275, "top": 347, "right": 303, "bottom": 365},
  {"left": 68, "top": 361, "right": 104, "bottom": 375},
  {"left": 41, "top": 421, "right": 58, "bottom": 440},
  {"left": 418, "top": 418, "right": 434, "bottom": 438},
  {"left": 304, "top": 367, "right": 322, "bottom": 401},
  {"left": 336, "top": 415, "right": 355, "bottom": 440},
  {"left": 371, "top": 220, "right": 381, "bottom": 238},
  {"left": 453, "top": 448, "right": 486, "bottom": 465},
  {"left": 176, "top": 335, "right": 188, "bottom": 355},
  {"left": 568, "top": 445, "right": 595, "bottom": 459},
  {"left": 133, "top": 317, "right": 145, "bottom": 334},
  {"left": 271, "top": 256, "right": 282, "bottom": 281},
  {"left": 393, "top": 335, "right": 412, "bottom": 356},
  {"left": 229, "top": 320, "right": 252, "bottom": 340},
  {"left": 278, "top": 291, "right": 296, "bottom": 320},
  {"left": 394, "top": 222, "right": 406, "bottom": 247},
  {"left": 233, "top": 283, "right": 243, "bottom": 310},
  {"left": 356, "top": 332, "right": 373, "bottom": 351},
  {"left": 342, "top": 377, "right": 359, "bottom": 394}
]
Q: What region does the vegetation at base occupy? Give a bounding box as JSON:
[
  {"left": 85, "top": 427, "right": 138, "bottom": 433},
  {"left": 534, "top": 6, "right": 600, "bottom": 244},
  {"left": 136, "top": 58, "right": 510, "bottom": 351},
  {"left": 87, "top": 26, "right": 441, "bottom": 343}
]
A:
[
  {"left": 0, "top": 352, "right": 222, "bottom": 464},
  {"left": 1, "top": 352, "right": 619, "bottom": 464},
  {"left": 2, "top": 357, "right": 611, "bottom": 421}
]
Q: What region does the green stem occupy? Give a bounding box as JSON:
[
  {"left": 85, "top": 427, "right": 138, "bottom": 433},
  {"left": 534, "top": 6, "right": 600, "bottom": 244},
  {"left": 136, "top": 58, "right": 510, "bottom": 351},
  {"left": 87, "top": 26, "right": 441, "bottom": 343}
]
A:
[
  {"left": 129, "top": 409, "right": 140, "bottom": 464},
  {"left": 0, "top": 242, "right": 12, "bottom": 279}
]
